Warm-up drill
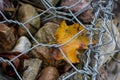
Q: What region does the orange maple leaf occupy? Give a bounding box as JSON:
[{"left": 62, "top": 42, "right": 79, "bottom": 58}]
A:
[{"left": 54, "top": 21, "right": 89, "bottom": 63}]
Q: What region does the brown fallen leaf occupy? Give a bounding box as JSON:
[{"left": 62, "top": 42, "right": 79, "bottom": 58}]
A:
[
  {"left": 54, "top": 21, "right": 89, "bottom": 63},
  {"left": 0, "top": 51, "right": 29, "bottom": 76}
]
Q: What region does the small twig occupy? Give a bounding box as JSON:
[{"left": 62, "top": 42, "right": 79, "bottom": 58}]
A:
[{"left": 4, "top": 7, "right": 16, "bottom": 12}]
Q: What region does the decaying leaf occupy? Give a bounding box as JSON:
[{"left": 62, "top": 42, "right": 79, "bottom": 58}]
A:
[{"left": 54, "top": 21, "right": 89, "bottom": 63}]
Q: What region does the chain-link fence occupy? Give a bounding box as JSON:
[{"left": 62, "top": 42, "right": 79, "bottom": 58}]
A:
[{"left": 0, "top": 0, "right": 120, "bottom": 80}]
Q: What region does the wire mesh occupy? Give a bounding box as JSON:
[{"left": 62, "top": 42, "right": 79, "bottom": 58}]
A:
[{"left": 0, "top": 0, "right": 119, "bottom": 80}]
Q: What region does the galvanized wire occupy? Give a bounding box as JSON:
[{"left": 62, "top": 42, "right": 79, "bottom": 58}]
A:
[{"left": 0, "top": 0, "right": 120, "bottom": 80}]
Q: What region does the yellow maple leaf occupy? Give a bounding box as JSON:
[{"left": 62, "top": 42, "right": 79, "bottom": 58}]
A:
[{"left": 54, "top": 21, "right": 89, "bottom": 63}]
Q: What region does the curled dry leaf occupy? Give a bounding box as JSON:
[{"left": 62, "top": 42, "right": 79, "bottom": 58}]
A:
[
  {"left": 0, "top": 51, "right": 29, "bottom": 76},
  {"left": 0, "top": 51, "right": 29, "bottom": 59},
  {"left": 38, "top": 66, "right": 59, "bottom": 80},
  {"left": 1, "top": 55, "right": 20, "bottom": 76},
  {"left": 0, "top": 0, "right": 15, "bottom": 19},
  {"left": 54, "top": 21, "right": 89, "bottom": 63},
  {"left": 0, "top": 67, "right": 16, "bottom": 80}
]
